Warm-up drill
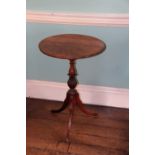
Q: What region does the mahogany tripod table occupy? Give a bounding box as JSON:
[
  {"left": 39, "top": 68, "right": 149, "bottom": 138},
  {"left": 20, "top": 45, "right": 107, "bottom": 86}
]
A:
[{"left": 39, "top": 34, "right": 106, "bottom": 142}]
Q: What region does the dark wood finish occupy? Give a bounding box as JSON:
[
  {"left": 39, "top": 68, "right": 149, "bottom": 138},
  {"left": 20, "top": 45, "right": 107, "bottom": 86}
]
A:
[
  {"left": 51, "top": 60, "right": 97, "bottom": 142},
  {"left": 26, "top": 98, "right": 129, "bottom": 155},
  {"left": 39, "top": 34, "right": 106, "bottom": 142},
  {"left": 39, "top": 34, "right": 106, "bottom": 60}
]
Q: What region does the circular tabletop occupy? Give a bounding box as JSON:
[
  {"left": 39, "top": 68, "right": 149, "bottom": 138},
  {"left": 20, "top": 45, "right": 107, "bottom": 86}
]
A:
[{"left": 39, "top": 34, "right": 106, "bottom": 60}]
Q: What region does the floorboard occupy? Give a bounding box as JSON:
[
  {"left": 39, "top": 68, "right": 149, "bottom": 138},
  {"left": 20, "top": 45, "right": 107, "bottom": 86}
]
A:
[{"left": 26, "top": 98, "right": 129, "bottom": 155}]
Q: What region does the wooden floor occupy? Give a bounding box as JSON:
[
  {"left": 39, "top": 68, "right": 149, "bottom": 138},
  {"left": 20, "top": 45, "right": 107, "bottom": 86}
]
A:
[{"left": 26, "top": 98, "right": 129, "bottom": 155}]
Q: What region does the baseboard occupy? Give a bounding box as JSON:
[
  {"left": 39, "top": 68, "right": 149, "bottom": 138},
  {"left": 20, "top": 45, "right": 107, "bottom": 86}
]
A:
[
  {"left": 26, "top": 11, "right": 128, "bottom": 27},
  {"left": 26, "top": 80, "right": 129, "bottom": 108}
]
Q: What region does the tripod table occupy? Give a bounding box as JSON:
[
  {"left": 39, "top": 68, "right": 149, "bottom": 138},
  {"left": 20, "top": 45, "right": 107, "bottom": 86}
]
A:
[{"left": 39, "top": 34, "right": 106, "bottom": 142}]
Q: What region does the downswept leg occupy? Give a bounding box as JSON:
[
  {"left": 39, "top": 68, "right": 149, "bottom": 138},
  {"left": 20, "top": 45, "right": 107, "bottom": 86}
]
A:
[
  {"left": 66, "top": 99, "right": 75, "bottom": 143},
  {"left": 76, "top": 93, "right": 98, "bottom": 116},
  {"left": 51, "top": 95, "right": 69, "bottom": 113}
]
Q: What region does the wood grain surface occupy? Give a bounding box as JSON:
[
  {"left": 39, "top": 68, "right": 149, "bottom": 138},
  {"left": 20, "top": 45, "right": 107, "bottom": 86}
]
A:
[
  {"left": 26, "top": 98, "right": 129, "bottom": 155},
  {"left": 39, "top": 34, "right": 106, "bottom": 60}
]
